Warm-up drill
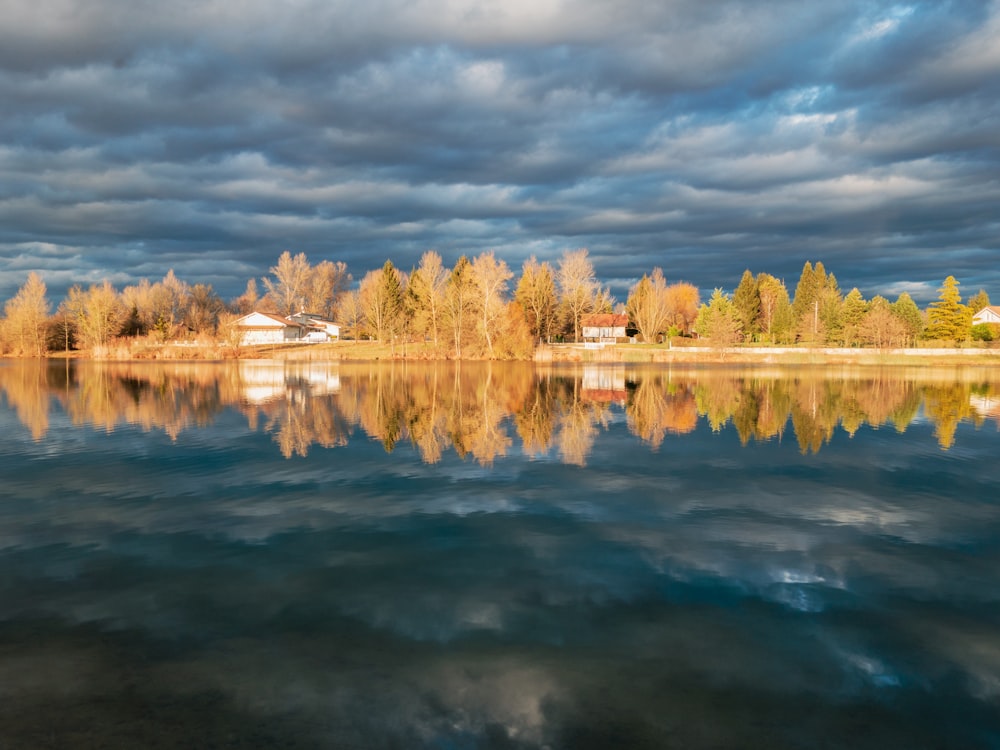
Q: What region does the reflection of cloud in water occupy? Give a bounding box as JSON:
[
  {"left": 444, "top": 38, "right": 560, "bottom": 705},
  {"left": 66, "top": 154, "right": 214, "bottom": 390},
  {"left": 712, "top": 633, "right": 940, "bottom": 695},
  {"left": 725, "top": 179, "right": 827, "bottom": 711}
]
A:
[{"left": 0, "top": 362, "right": 999, "bottom": 746}]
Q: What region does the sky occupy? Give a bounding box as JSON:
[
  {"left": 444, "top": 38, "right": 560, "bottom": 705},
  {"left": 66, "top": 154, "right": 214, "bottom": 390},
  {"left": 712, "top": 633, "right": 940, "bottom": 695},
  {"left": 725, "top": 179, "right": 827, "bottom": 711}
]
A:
[{"left": 1, "top": 0, "right": 998, "bottom": 306}]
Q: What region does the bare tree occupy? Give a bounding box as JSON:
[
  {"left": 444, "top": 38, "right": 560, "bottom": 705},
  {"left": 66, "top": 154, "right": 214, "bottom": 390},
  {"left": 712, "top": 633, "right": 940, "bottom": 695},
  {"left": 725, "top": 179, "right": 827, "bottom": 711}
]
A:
[
  {"left": 232, "top": 278, "right": 260, "bottom": 315},
  {"left": 263, "top": 251, "right": 311, "bottom": 315},
  {"left": 338, "top": 289, "right": 364, "bottom": 340},
  {"left": 184, "top": 284, "right": 225, "bottom": 335},
  {"left": 149, "top": 270, "right": 188, "bottom": 340},
  {"left": 558, "top": 248, "right": 598, "bottom": 343},
  {"left": 444, "top": 256, "right": 477, "bottom": 358},
  {"left": 64, "top": 281, "right": 126, "bottom": 350},
  {"left": 471, "top": 251, "right": 513, "bottom": 358},
  {"left": 406, "top": 250, "right": 448, "bottom": 346},
  {"left": 306, "top": 260, "right": 350, "bottom": 319}
]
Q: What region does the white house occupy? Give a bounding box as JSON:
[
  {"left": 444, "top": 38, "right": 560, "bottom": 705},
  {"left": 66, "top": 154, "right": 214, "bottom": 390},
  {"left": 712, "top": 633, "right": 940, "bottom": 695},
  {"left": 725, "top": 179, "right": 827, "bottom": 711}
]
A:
[
  {"left": 235, "top": 312, "right": 309, "bottom": 345},
  {"left": 287, "top": 313, "right": 341, "bottom": 340},
  {"left": 972, "top": 306, "right": 1000, "bottom": 325},
  {"left": 581, "top": 313, "right": 629, "bottom": 342}
]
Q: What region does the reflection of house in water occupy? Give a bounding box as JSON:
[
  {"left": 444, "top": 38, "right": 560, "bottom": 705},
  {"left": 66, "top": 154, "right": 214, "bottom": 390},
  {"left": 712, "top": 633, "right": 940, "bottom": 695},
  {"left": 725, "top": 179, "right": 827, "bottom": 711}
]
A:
[
  {"left": 970, "top": 393, "right": 1000, "bottom": 420},
  {"left": 238, "top": 362, "right": 341, "bottom": 405},
  {"left": 581, "top": 365, "right": 627, "bottom": 406}
]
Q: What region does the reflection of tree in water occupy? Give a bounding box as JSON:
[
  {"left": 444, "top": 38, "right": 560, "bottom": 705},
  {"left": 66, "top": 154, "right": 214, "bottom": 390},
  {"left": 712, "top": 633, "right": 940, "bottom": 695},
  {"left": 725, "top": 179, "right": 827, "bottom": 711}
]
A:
[
  {"left": 514, "top": 373, "right": 556, "bottom": 457},
  {"left": 923, "top": 382, "right": 976, "bottom": 450},
  {"left": 694, "top": 375, "right": 743, "bottom": 433},
  {"left": 626, "top": 374, "right": 698, "bottom": 449},
  {"left": 2, "top": 362, "right": 999, "bottom": 458},
  {"left": 0, "top": 360, "right": 51, "bottom": 440}
]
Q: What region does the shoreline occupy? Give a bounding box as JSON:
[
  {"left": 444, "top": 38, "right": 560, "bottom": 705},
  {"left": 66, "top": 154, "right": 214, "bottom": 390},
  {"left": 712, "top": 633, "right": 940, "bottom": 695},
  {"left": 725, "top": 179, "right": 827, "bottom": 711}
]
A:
[{"left": 16, "top": 341, "right": 1000, "bottom": 366}]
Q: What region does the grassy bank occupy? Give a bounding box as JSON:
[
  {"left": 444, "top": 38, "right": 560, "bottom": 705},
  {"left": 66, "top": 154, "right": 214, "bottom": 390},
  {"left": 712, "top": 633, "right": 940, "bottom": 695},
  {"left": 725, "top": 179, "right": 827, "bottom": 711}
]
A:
[{"left": 27, "top": 339, "right": 1000, "bottom": 366}]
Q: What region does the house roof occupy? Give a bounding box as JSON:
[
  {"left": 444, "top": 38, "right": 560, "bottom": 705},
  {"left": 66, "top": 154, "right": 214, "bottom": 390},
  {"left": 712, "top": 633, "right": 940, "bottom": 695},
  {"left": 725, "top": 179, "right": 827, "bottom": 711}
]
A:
[
  {"left": 289, "top": 313, "right": 340, "bottom": 326},
  {"left": 581, "top": 313, "right": 629, "bottom": 327},
  {"left": 974, "top": 305, "right": 1000, "bottom": 316},
  {"left": 237, "top": 311, "right": 303, "bottom": 328}
]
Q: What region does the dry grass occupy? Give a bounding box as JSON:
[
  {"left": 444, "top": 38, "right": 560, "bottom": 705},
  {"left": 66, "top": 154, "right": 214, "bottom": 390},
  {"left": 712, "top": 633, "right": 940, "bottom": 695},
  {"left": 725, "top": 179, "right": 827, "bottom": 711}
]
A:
[{"left": 23, "top": 339, "right": 1000, "bottom": 366}]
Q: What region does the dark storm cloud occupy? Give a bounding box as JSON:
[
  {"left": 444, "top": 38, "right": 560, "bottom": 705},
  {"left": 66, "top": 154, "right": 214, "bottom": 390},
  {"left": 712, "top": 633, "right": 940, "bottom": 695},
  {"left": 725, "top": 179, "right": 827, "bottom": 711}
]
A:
[{"left": 1, "top": 0, "right": 998, "bottom": 303}]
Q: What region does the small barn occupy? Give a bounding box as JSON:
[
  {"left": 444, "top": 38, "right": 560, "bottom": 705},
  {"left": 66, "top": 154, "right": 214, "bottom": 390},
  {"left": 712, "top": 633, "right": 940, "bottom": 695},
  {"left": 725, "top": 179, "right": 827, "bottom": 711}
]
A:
[{"left": 581, "top": 313, "right": 629, "bottom": 343}]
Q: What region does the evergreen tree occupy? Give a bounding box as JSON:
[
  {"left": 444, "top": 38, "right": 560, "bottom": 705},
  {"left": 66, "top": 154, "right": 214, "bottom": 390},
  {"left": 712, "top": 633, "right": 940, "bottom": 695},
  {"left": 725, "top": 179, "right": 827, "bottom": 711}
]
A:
[
  {"left": 839, "top": 288, "right": 867, "bottom": 346},
  {"left": 358, "top": 260, "right": 404, "bottom": 343},
  {"left": 792, "top": 261, "right": 823, "bottom": 341},
  {"left": 694, "top": 289, "right": 740, "bottom": 347},
  {"left": 757, "top": 273, "right": 793, "bottom": 344},
  {"left": 924, "top": 276, "right": 971, "bottom": 343},
  {"left": 819, "top": 272, "right": 843, "bottom": 344},
  {"left": 967, "top": 288, "right": 990, "bottom": 315},
  {"left": 732, "top": 269, "right": 760, "bottom": 342},
  {"left": 890, "top": 292, "right": 924, "bottom": 346}
]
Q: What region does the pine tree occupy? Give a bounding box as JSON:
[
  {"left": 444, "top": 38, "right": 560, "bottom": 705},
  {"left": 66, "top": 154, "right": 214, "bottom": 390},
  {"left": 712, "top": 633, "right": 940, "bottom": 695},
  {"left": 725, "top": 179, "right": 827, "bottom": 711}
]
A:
[
  {"left": 924, "top": 276, "right": 971, "bottom": 343},
  {"left": 819, "top": 272, "right": 843, "bottom": 344},
  {"left": 695, "top": 289, "right": 740, "bottom": 347},
  {"left": 890, "top": 292, "right": 924, "bottom": 346},
  {"left": 732, "top": 269, "right": 760, "bottom": 342},
  {"left": 839, "top": 288, "right": 867, "bottom": 346},
  {"left": 757, "top": 273, "right": 793, "bottom": 344},
  {"left": 792, "top": 261, "right": 822, "bottom": 341},
  {"left": 967, "top": 288, "right": 990, "bottom": 315}
]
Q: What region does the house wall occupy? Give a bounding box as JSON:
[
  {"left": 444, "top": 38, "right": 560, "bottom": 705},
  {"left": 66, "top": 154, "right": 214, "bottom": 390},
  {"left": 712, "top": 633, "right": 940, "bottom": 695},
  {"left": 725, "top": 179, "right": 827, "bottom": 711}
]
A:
[
  {"left": 240, "top": 328, "right": 288, "bottom": 345},
  {"left": 582, "top": 326, "right": 626, "bottom": 341},
  {"left": 973, "top": 309, "right": 1000, "bottom": 325}
]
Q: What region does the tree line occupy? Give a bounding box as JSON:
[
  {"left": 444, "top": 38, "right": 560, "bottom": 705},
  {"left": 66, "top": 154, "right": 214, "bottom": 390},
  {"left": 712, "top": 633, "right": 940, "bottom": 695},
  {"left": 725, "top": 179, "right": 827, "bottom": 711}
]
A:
[
  {"left": 694, "top": 263, "right": 993, "bottom": 348},
  {"left": 0, "top": 251, "right": 994, "bottom": 357}
]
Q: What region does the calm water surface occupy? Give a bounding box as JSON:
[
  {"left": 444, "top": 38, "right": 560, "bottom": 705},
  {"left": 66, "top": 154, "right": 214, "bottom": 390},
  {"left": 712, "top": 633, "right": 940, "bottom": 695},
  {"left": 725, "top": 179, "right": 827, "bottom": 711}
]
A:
[{"left": 1, "top": 360, "right": 999, "bottom": 749}]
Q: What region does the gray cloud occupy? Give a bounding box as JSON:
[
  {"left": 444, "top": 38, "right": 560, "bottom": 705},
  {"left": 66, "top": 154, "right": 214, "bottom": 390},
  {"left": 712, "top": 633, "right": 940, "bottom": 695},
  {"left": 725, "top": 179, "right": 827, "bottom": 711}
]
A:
[{"left": 1, "top": 0, "right": 998, "bottom": 304}]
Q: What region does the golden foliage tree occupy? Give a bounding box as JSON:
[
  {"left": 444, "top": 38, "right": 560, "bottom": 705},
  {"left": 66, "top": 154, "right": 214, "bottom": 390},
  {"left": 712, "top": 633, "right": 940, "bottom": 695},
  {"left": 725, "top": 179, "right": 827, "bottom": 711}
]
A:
[
  {"left": 3, "top": 272, "right": 50, "bottom": 356},
  {"left": 514, "top": 256, "right": 557, "bottom": 344},
  {"left": 626, "top": 268, "right": 670, "bottom": 343},
  {"left": 664, "top": 281, "right": 700, "bottom": 335},
  {"left": 64, "top": 281, "right": 126, "bottom": 351}
]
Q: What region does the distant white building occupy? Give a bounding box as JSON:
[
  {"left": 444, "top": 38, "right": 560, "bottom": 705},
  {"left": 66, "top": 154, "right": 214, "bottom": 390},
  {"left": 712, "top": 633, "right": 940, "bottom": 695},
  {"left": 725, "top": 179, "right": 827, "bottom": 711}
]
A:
[
  {"left": 235, "top": 311, "right": 343, "bottom": 345},
  {"left": 234, "top": 312, "right": 309, "bottom": 345},
  {"left": 972, "top": 306, "right": 1000, "bottom": 325},
  {"left": 287, "top": 313, "right": 341, "bottom": 340}
]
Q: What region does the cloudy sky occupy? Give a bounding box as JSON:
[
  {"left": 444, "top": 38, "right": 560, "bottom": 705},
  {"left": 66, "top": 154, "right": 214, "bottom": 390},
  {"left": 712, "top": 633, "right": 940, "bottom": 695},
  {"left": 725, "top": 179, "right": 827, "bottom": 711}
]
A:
[{"left": 1, "top": 0, "right": 998, "bottom": 304}]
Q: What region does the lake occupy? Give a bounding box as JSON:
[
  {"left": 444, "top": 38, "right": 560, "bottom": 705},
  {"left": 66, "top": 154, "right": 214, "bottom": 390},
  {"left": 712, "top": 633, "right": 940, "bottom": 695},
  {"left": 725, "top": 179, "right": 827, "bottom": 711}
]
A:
[{"left": 1, "top": 359, "right": 998, "bottom": 749}]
